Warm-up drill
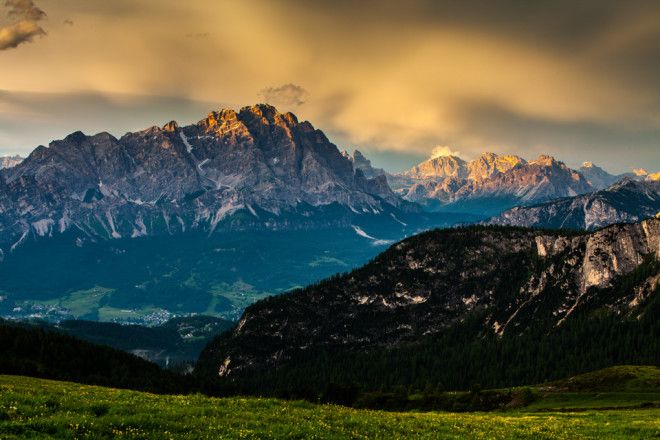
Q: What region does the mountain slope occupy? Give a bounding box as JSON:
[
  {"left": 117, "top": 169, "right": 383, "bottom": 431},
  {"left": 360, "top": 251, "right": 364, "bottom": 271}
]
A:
[
  {"left": 198, "top": 219, "right": 659, "bottom": 384},
  {"left": 579, "top": 162, "right": 621, "bottom": 189},
  {"left": 0, "top": 104, "right": 407, "bottom": 250},
  {"left": 487, "top": 179, "right": 660, "bottom": 230}
]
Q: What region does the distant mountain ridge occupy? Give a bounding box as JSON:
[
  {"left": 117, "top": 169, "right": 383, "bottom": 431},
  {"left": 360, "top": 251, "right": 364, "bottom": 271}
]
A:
[
  {"left": 389, "top": 152, "right": 592, "bottom": 215},
  {"left": 487, "top": 178, "right": 660, "bottom": 230}
]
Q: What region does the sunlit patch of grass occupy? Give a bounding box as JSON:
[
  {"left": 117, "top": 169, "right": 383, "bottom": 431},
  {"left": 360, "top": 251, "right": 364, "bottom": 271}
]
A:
[{"left": 36, "top": 286, "right": 114, "bottom": 318}]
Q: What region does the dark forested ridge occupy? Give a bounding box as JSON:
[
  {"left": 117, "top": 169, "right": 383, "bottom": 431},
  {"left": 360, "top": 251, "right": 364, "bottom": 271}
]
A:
[
  {"left": 0, "top": 320, "right": 195, "bottom": 394},
  {"left": 55, "top": 316, "right": 234, "bottom": 368},
  {"left": 197, "top": 220, "right": 660, "bottom": 401}
]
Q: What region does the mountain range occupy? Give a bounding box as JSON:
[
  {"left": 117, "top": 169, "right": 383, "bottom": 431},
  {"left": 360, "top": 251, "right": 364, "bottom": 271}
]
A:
[
  {"left": 0, "top": 106, "right": 476, "bottom": 323},
  {"left": 1, "top": 104, "right": 658, "bottom": 251},
  {"left": 1, "top": 104, "right": 658, "bottom": 325},
  {"left": 198, "top": 218, "right": 659, "bottom": 391},
  {"left": 383, "top": 153, "right": 659, "bottom": 216},
  {"left": 487, "top": 179, "right": 660, "bottom": 230}
]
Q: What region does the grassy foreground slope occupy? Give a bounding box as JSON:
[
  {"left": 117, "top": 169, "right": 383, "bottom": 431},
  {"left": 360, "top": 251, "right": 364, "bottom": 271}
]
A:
[{"left": 1, "top": 376, "right": 659, "bottom": 439}]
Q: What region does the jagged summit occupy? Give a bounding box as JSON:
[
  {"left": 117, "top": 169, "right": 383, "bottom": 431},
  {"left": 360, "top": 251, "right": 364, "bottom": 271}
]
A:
[
  {"left": 403, "top": 155, "right": 467, "bottom": 180},
  {"left": 468, "top": 152, "right": 525, "bottom": 181},
  {"left": 162, "top": 120, "right": 179, "bottom": 132}
]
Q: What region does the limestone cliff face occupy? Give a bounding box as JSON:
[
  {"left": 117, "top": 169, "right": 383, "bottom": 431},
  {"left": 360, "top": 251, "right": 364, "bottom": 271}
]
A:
[
  {"left": 199, "top": 219, "right": 659, "bottom": 378},
  {"left": 506, "top": 218, "right": 660, "bottom": 332}
]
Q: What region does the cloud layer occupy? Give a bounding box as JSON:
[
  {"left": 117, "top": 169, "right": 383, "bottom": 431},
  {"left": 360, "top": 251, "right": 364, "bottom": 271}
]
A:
[{"left": 0, "top": 0, "right": 658, "bottom": 173}]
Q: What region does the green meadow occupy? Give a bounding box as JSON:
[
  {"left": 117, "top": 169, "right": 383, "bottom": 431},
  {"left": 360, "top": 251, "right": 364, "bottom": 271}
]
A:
[{"left": 1, "top": 375, "right": 658, "bottom": 439}]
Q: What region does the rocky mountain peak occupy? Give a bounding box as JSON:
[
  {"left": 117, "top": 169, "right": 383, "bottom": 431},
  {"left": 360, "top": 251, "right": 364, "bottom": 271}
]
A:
[
  {"left": 403, "top": 155, "right": 467, "bottom": 180},
  {"left": 530, "top": 154, "right": 559, "bottom": 167},
  {"left": 162, "top": 120, "right": 179, "bottom": 132},
  {"left": 467, "top": 152, "right": 525, "bottom": 180}
]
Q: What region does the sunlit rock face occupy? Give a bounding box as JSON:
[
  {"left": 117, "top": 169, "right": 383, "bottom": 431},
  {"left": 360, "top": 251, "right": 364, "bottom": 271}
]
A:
[
  {"left": 0, "top": 104, "right": 406, "bottom": 250},
  {"left": 487, "top": 179, "right": 660, "bottom": 230},
  {"left": 199, "top": 218, "right": 659, "bottom": 378},
  {"left": 394, "top": 153, "right": 592, "bottom": 215},
  {"left": 466, "top": 152, "right": 525, "bottom": 181},
  {"left": 403, "top": 155, "right": 468, "bottom": 180},
  {"left": 0, "top": 156, "right": 23, "bottom": 170}
]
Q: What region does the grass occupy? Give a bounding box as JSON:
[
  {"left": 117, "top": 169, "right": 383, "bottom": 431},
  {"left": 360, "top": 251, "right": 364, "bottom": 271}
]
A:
[
  {"left": 40, "top": 287, "right": 114, "bottom": 318},
  {"left": 1, "top": 375, "right": 659, "bottom": 439},
  {"left": 541, "top": 365, "right": 660, "bottom": 392},
  {"left": 525, "top": 365, "right": 660, "bottom": 411}
]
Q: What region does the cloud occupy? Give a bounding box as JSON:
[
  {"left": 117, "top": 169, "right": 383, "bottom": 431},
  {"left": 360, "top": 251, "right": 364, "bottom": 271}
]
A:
[
  {"left": 5, "top": 0, "right": 45, "bottom": 21},
  {"left": 258, "top": 84, "right": 309, "bottom": 108},
  {"left": 185, "top": 32, "right": 209, "bottom": 39},
  {"left": 430, "top": 145, "right": 461, "bottom": 159},
  {"left": 0, "top": 19, "right": 45, "bottom": 50},
  {"left": 1, "top": 0, "right": 46, "bottom": 50}
]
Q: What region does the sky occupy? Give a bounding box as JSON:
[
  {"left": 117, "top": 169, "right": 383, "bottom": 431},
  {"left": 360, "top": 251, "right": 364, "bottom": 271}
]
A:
[{"left": 0, "top": 0, "right": 659, "bottom": 174}]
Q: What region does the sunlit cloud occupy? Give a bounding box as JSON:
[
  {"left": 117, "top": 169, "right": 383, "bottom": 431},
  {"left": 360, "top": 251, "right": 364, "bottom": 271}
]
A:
[
  {"left": 0, "top": 0, "right": 46, "bottom": 50},
  {"left": 430, "top": 146, "right": 461, "bottom": 159}
]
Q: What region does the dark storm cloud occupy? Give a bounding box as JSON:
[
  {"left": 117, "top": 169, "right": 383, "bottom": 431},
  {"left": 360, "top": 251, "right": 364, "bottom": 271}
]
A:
[
  {"left": 449, "top": 98, "right": 660, "bottom": 172},
  {"left": 283, "top": 0, "right": 660, "bottom": 87}
]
